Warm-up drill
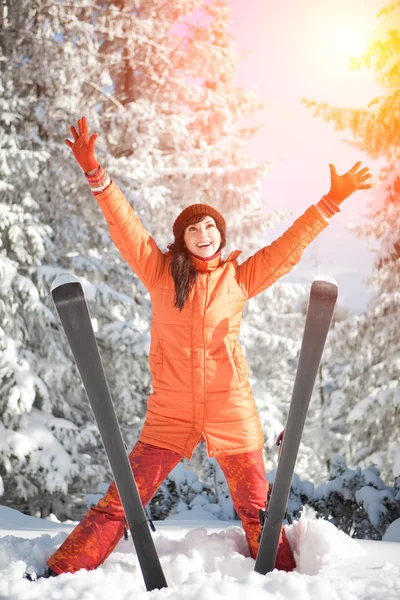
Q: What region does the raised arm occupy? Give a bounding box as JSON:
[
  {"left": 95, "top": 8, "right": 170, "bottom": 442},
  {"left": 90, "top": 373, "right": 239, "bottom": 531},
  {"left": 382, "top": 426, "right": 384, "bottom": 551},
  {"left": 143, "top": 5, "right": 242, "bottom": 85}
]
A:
[
  {"left": 65, "top": 117, "right": 166, "bottom": 291},
  {"left": 236, "top": 161, "right": 372, "bottom": 299}
]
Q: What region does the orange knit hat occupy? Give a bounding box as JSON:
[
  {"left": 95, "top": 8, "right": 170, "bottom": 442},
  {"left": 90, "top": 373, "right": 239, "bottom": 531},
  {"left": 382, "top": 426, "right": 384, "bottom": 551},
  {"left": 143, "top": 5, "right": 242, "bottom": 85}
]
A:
[{"left": 173, "top": 204, "right": 226, "bottom": 239}]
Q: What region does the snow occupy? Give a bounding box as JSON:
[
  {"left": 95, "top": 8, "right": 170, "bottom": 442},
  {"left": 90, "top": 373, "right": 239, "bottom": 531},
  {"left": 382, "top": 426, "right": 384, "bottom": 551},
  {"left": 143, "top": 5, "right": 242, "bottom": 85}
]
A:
[
  {"left": 382, "top": 518, "right": 400, "bottom": 543},
  {"left": 355, "top": 487, "right": 392, "bottom": 527},
  {"left": 1, "top": 506, "right": 400, "bottom": 600}
]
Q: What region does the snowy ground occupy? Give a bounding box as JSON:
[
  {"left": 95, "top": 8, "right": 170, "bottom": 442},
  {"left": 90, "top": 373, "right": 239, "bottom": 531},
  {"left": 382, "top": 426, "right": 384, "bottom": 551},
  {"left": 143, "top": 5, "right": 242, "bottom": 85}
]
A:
[{"left": 1, "top": 506, "right": 400, "bottom": 600}]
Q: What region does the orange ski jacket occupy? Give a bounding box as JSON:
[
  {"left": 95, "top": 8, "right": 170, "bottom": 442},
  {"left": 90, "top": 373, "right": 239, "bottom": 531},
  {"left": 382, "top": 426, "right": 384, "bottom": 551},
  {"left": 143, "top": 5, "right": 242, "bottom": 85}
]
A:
[{"left": 95, "top": 181, "right": 329, "bottom": 458}]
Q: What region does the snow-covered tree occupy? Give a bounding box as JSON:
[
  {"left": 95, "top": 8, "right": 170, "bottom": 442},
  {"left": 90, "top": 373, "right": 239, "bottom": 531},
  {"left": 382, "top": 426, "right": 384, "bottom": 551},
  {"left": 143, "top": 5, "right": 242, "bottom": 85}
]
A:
[
  {"left": 148, "top": 460, "right": 235, "bottom": 521},
  {"left": 310, "top": 455, "right": 400, "bottom": 540},
  {"left": 0, "top": 0, "right": 121, "bottom": 518},
  {"left": 266, "top": 468, "right": 314, "bottom": 523},
  {"left": 300, "top": 2, "right": 400, "bottom": 479}
]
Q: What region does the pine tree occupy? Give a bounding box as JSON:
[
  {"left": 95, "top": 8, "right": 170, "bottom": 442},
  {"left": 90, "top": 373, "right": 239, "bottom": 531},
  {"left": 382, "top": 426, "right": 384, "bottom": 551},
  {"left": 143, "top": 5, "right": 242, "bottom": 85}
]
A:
[
  {"left": 310, "top": 455, "right": 400, "bottom": 540},
  {"left": 0, "top": 0, "right": 116, "bottom": 518}
]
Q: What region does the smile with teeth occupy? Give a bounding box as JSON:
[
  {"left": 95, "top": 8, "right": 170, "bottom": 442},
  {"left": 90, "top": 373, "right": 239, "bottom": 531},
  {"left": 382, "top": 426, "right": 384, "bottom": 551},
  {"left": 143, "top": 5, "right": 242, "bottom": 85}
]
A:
[{"left": 197, "top": 242, "right": 211, "bottom": 248}]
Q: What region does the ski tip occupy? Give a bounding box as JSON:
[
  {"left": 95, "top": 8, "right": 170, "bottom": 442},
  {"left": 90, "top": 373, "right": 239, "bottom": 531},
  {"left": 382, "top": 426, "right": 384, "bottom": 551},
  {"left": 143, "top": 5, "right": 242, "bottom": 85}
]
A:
[
  {"left": 311, "top": 273, "right": 339, "bottom": 303},
  {"left": 312, "top": 273, "right": 338, "bottom": 288},
  {"left": 51, "top": 273, "right": 80, "bottom": 293}
]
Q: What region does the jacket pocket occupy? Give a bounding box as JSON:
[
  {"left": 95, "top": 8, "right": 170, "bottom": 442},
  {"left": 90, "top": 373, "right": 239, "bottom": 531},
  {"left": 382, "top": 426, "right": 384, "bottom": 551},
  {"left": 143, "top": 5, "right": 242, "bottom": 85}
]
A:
[{"left": 231, "top": 341, "right": 249, "bottom": 382}]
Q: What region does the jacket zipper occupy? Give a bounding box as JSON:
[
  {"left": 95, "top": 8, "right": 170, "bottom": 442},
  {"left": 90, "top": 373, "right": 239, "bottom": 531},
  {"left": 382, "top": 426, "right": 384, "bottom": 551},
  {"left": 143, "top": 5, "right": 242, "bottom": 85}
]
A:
[{"left": 202, "top": 273, "right": 210, "bottom": 451}]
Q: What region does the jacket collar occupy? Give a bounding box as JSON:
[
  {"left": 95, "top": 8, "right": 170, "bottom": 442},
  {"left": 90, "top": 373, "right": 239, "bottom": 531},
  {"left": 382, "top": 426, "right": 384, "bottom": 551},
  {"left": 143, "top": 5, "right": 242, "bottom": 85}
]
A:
[{"left": 190, "top": 250, "right": 242, "bottom": 272}]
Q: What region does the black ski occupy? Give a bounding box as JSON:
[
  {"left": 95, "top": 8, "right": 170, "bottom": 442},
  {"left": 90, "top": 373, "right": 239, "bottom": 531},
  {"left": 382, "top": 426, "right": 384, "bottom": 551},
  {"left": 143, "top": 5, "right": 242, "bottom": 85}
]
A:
[
  {"left": 51, "top": 274, "right": 167, "bottom": 591},
  {"left": 254, "top": 274, "right": 338, "bottom": 575}
]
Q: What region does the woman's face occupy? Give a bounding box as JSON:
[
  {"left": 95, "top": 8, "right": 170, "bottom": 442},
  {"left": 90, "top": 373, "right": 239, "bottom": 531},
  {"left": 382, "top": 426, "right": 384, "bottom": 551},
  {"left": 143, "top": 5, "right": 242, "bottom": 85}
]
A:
[{"left": 184, "top": 216, "right": 221, "bottom": 258}]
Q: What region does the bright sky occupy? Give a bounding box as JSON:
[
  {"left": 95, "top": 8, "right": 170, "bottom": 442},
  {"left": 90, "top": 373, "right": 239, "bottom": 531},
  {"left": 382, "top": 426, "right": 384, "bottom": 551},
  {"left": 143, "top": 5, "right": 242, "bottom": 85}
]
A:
[{"left": 228, "top": 0, "right": 386, "bottom": 313}]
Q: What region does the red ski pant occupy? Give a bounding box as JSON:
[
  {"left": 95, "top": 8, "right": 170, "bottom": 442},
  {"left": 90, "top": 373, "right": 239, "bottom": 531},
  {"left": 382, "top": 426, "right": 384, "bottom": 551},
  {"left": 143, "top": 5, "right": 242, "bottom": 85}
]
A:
[{"left": 47, "top": 442, "right": 295, "bottom": 574}]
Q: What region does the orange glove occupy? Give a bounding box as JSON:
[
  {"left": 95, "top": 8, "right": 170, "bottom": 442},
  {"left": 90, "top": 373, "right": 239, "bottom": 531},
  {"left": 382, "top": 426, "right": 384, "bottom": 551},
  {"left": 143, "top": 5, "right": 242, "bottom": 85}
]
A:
[
  {"left": 65, "top": 116, "right": 99, "bottom": 173},
  {"left": 327, "top": 161, "right": 372, "bottom": 205}
]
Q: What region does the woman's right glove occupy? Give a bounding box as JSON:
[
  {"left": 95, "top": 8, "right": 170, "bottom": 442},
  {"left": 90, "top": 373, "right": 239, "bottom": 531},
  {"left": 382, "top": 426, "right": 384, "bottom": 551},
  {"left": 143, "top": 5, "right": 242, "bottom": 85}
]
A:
[{"left": 65, "top": 116, "right": 99, "bottom": 173}]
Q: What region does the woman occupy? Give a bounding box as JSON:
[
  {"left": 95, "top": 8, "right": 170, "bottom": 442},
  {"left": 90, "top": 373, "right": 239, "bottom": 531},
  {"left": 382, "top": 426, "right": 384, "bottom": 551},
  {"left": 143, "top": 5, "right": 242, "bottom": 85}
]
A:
[{"left": 43, "top": 117, "right": 371, "bottom": 578}]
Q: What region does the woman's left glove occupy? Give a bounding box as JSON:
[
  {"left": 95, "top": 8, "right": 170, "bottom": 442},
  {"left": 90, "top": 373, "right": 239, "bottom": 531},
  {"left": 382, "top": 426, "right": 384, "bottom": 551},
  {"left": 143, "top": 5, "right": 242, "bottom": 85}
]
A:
[{"left": 327, "top": 162, "right": 372, "bottom": 205}]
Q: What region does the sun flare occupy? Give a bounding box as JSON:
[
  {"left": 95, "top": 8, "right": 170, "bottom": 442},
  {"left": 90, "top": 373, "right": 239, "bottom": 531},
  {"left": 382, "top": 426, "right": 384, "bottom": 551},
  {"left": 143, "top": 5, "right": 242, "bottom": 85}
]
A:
[{"left": 331, "top": 24, "right": 368, "bottom": 59}]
